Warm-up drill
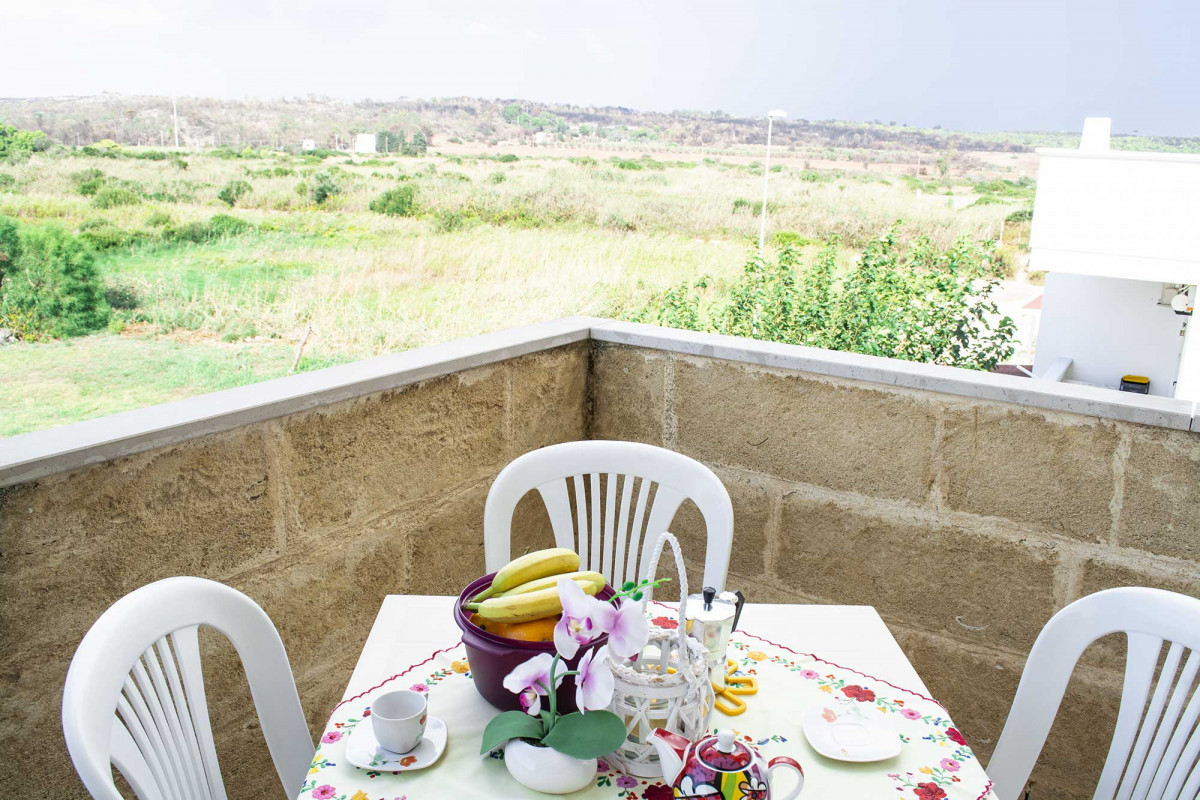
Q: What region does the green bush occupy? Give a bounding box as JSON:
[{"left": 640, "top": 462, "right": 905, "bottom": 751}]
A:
[
  {"left": 401, "top": 131, "right": 428, "bottom": 156},
  {"left": 971, "top": 195, "right": 1007, "bottom": 206},
  {"left": 369, "top": 185, "right": 416, "bottom": 216},
  {"left": 496, "top": 154, "right": 519, "bottom": 163},
  {"left": 799, "top": 170, "right": 831, "bottom": 183},
  {"left": 217, "top": 179, "right": 252, "bottom": 207},
  {"left": 568, "top": 156, "right": 597, "bottom": 167},
  {"left": 433, "top": 209, "right": 472, "bottom": 233},
  {"left": 0, "top": 125, "right": 48, "bottom": 161},
  {"left": 167, "top": 221, "right": 212, "bottom": 244},
  {"left": 310, "top": 171, "right": 340, "bottom": 206},
  {"left": 637, "top": 225, "right": 1016, "bottom": 371},
  {"left": 77, "top": 218, "right": 137, "bottom": 251},
  {"left": 145, "top": 211, "right": 173, "bottom": 227},
  {"left": 731, "top": 198, "right": 777, "bottom": 214},
  {"left": 208, "top": 214, "right": 252, "bottom": 237},
  {"left": 0, "top": 215, "right": 20, "bottom": 289},
  {"left": 613, "top": 159, "right": 643, "bottom": 170},
  {"left": 104, "top": 281, "right": 139, "bottom": 310},
  {"left": 0, "top": 224, "right": 109, "bottom": 338},
  {"left": 0, "top": 173, "right": 15, "bottom": 192},
  {"left": 771, "top": 231, "right": 814, "bottom": 248},
  {"left": 130, "top": 150, "right": 168, "bottom": 161},
  {"left": 1005, "top": 208, "right": 1033, "bottom": 223},
  {"left": 92, "top": 186, "right": 142, "bottom": 208},
  {"left": 488, "top": 171, "right": 506, "bottom": 184}
]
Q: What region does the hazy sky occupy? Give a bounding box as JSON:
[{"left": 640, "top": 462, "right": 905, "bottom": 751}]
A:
[{"left": 3, "top": 0, "right": 1198, "bottom": 135}]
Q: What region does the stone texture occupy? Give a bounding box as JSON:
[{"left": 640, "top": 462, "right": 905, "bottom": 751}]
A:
[
  {"left": 589, "top": 344, "right": 665, "bottom": 444},
  {"left": 940, "top": 404, "right": 1119, "bottom": 542},
  {"left": 895, "top": 626, "right": 1119, "bottom": 800},
  {"left": 1117, "top": 426, "right": 1200, "bottom": 561},
  {"left": 276, "top": 365, "right": 507, "bottom": 537},
  {"left": 673, "top": 357, "right": 939, "bottom": 503},
  {"left": 777, "top": 493, "right": 1060, "bottom": 652},
  {"left": 670, "top": 466, "right": 775, "bottom": 587},
  {"left": 0, "top": 425, "right": 277, "bottom": 660},
  {"left": 512, "top": 342, "right": 588, "bottom": 456},
  {"left": 0, "top": 650, "right": 87, "bottom": 798},
  {"left": 405, "top": 482, "right": 490, "bottom": 595}
]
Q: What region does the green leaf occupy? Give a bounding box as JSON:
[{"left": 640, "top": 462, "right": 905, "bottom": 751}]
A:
[
  {"left": 541, "top": 711, "right": 627, "bottom": 759},
  {"left": 479, "top": 710, "right": 544, "bottom": 754}
]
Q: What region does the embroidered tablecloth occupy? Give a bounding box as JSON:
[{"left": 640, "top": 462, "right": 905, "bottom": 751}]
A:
[{"left": 301, "top": 626, "right": 994, "bottom": 800}]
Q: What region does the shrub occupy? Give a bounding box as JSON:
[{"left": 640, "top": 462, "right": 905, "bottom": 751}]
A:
[
  {"left": 568, "top": 156, "right": 597, "bottom": 167},
  {"left": 0, "top": 224, "right": 109, "bottom": 338},
  {"left": 488, "top": 171, "right": 506, "bottom": 184},
  {"left": 145, "top": 210, "right": 173, "bottom": 227},
  {"left": 310, "top": 171, "right": 340, "bottom": 205},
  {"left": 131, "top": 150, "right": 168, "bottom": 161},
  {"left": 613, "top": 159, "right": 643, "bottom": 170},
  {"left": 77, "top": 218, "right": 136, "bottom": 251},
  {"left": 104, "top": 281, "right": 139, "bottom": 310},
  {"left": 799, "top": 169, "right": 830, "bottom": 183},
  {"left": 448, "top": 136, "right": 463, "bottom": 144},
  {"left": 433, "top": 209, "right": 472, "bottom": 232},
  {"left": 401, "top": 131, "right": 428, "bottom": 156},
  {"left": 369, "top": 185, "right": 416, "bottom": 216},
  {"left": 0, "top": 215, "right": 20, "bottom": 289},
  {"left": 208, "top": 214, "right": 252, "bottom": 237},
  {"left": 1005, "top": 208, "right": 1033, "bottom": 223},
  {"left": 971, "top": 195, "right": 1007, "bottom": 206},
  {"left": 496, "top": 153, "right": 519, "bottom": 163},
  {"left": 603, "top": 213, "right": 636, "bottom": 232},
  {"left": 167, "top": 221, "right": 212, "bottom": 244},
  {"left": 771, "top": 231, "right": 814, "bottom": 248},
  {"left": 92, "top": 186, "right": 141, "bottom": 208},
  {"left": 217, "top": 179, "right": 252, "bottom": 207},
  {"left": 732, "top": 198, "right": 778, "bottom": 214},
  {"left": 0, "top": 125, "right": 49, "bottom": 161},
  {"left": 0, "top": 173, "right": 15, "bottom": 191}
]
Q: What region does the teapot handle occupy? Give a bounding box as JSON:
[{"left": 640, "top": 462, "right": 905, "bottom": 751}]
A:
[{"left": 768, "top": 756, "right": 804, "bottom": 800}]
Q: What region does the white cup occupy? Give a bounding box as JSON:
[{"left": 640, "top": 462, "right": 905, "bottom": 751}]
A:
[{"left": 371, "top": 690, "right": 427, "bottom": 754}]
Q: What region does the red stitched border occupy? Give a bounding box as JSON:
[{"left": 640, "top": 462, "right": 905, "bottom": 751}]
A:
[{"left": 331, "top": 640, "right": 464, "bottom": 712}]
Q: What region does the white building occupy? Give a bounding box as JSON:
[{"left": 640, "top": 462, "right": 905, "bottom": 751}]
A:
[
  {"left": 354, "top": 134, "right": 377, "bottom": 154},
  {"left": 301, "top": 138, "right": 317, "bottom": 151},
  {"left": 1030, "top": 118, "right": 1199, "bottom": 400}
]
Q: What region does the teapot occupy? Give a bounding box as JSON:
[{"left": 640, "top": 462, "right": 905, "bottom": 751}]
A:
[{"left": 649, "top": 728, "right": 804, "bottom": 800}]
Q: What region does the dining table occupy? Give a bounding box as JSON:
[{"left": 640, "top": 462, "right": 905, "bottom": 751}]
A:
[{"left": 298, "top": 595, "right": 997, "bottom": 800}]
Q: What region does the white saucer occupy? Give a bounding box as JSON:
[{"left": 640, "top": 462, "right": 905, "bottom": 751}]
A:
[
  {"left": 345, "top": 716, "right": 448, "bottom": 772},
  {"left": 802, "top": 704, "right": 901, "bottom": 763}
]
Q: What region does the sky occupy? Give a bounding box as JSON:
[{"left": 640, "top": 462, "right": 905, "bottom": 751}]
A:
[{"left": 2, "top": 0, "right": 1198, "bottom": 136}]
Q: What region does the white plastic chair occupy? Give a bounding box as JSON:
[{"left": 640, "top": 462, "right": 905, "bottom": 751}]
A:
[
  {"left": 484, "top": 440, "right": 734, "bottom": 597},
  {"left": 63, "top": 577, "right": 314, "bottom": 800},
  {"left": 988, "top": 587, "right": 1200, "bottom": 800}
]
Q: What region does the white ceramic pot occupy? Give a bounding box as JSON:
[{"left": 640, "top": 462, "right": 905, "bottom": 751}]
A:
[{"left": 504, "top": 738, "right": 598, "bottom": 794}]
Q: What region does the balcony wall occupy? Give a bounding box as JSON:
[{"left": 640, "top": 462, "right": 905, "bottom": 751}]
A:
[{"left": 2, "top": 318, "right": 1197, "bottom": 800}]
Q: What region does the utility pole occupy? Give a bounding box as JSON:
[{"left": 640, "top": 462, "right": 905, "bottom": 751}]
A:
[
  {"left": 172, "top": 98, "right": 180, "bottom": 148},
  {"left": 757, "top": 110, "right": 786, "bottom": 259}
]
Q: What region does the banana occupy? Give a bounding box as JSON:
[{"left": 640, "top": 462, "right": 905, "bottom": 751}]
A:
[
  {"left": 471, "top": 547, "right": 580, "bottom": 602},
  {"left": 498, "top": 570, "right": 606, "bottom": 599},
  {"left": 470, "top": 579, "right": 599, "bottom": 623}
]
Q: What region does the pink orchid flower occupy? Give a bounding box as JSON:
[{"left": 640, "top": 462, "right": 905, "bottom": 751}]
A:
[
  {"left": 575, "top": 645, "right": 615, "bottom": 712},
  {"left": 599, "top": 600, "right": 649, "bottom": 659},
  {"left": 502, "top": 652, "right": 561, "bottom": 716},
  {"left": 553, "top": 577, "right": 610, "bottom": 659}
]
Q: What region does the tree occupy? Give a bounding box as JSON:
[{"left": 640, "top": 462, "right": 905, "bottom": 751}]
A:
[
  {"left": 502, "top": 103, "right": 523, "bottom": 124},
  {"left": 0, "top": 125, "right": 49, "bottom": 161},
  {"left": 401, "top": 131, "right": 427, "bottom": 156},
  {"left": 1, "top": 224, "right": 109, "bottom": 338},
  {"left": 376, "top": 130, "right": 405, "bottom": 153}
]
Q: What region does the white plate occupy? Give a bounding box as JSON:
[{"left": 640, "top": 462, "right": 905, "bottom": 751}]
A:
[
  {"left": 801, "top": 704, "right": 901, "bottom": 763},
  {"left": 344, "top": 716, "right": 448, "bottom": 772}
]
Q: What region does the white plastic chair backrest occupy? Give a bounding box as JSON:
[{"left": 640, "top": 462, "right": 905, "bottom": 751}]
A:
[
  {"left": 988, "top": 587, "right": 1200, "bottom": 800},
  {"left": 484, "top": 440, "right": 734, "bottom": 598},
  {"left": 63, "top": 577, "right": 314, "bottom": 800}
]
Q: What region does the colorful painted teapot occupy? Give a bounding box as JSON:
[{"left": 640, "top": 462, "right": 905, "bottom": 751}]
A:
[{"left": 649, "top": 728, "right": 804, "bottom": 800}]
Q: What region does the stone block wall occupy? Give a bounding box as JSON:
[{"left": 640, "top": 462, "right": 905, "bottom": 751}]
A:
[
  {"left": 0, "top": 344, "right": 585, "bottom": 799},
  {"left": 3, "top": 332, "right": 1197, "bottom": 800},
  {"left": 590, "top": 343, "right": 1200, "bottom": 800}
]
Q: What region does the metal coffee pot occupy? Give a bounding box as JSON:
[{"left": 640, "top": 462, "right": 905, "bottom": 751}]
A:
[{"left": 685, "top": 586, "right": 745, "bottom": 688}]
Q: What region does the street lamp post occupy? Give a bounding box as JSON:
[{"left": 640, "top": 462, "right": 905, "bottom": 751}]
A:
[{"left": 757, "top": 109, "right": 787, "bottom": 259}]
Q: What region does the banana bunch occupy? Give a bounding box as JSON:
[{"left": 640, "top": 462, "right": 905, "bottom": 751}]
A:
[{"left": 466, "top": 548, "right": 606, "bottom": 624}]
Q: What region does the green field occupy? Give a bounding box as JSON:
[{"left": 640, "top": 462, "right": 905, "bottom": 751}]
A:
[{"left": 0, "top": 145, "right": 1033, "bottom": 436}]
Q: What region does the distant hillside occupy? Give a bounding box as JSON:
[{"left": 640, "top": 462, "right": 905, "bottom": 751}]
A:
[{"left": 2, "top": 94, "right": 1198, "bottom": 156}]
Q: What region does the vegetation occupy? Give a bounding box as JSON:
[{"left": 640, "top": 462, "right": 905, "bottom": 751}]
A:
[
  {"left": 640, "top": 228, "right": 1016, "bottom": 370},
  {"left": 369, "top": 184, "right": 417, "bottom": 216},
  {"left": 217, "top": 179, "right": 252, "bottom": 207},
  {"left": 0, "top": 221, "right": 109, "bottom": 339}
]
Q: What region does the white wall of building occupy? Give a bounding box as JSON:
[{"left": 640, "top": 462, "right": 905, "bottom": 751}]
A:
[
  {"left": 354, "top": 133, "right": 376, "bottom": 154},
  {"left": 1033, "top": 273, "right": 1188, "bottom": 396}
]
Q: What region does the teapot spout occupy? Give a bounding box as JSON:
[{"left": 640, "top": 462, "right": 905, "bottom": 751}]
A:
[{"left": 648, "top": 728, "right": 689, "bottom": 785}]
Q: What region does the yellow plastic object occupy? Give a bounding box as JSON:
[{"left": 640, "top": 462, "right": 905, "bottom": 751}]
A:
[
  {"left": 713, "top": 659, "right": 758, "bottom": 716},
  {"left": 1122, "top": 375, "right": 1149, "bottom": 385}
]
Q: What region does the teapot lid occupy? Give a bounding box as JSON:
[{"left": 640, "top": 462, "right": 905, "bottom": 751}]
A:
[
  {"left": 686, "top": 587, "right": 740, "bottom": 623},
  {"left": 696, "top": 729, "right": 753, "bottom": 772}
]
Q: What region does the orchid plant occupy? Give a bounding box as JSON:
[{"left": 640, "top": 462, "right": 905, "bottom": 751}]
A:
[{"left": 479, "top": 575, "right": 666, "bottom": 760}]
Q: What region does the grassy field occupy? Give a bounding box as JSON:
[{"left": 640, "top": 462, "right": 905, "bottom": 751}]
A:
[{"left": 0, "top": 145, "right": 1033, "bottom": 436}]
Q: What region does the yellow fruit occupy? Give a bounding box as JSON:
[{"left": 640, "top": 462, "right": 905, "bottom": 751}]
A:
[
  {"left": 498, "top": 570, "right": 606, "bottom": 599},
  {"left": 470, "top": 614, "right": 561, "bottom": 642},
  {"left": 471, "top": 578, "right": 598, "bottom": 623},
  {"left": 471, "top": 547, "right": 580, "bottom": 602}
]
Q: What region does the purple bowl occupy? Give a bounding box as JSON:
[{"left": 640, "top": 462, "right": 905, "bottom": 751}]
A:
[{"left": 454, "top": 572, "right": 616, "bottom": 713}]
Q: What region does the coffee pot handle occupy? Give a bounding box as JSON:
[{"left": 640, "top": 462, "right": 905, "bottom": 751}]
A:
[{"left": 731, "top": 590, "right": 745, "bottom": 631}]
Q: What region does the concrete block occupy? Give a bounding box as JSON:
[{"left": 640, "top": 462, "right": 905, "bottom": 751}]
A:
[
  {"left": 673, "top": 357, "right": 938, "bottom": 503},
  {"left": 511, "top": 342, "right": 588, "bottom": 456},
  {"left": 589, "top": 344, "right": 666, "bottom": 445},
  {"left": 940, "top": 404, "right": 1119, "bottom": 542},
  {"left": 776, "top": 493, "right": 1059, "bottom": 652},
  {"left": 670, "top": 466, "right": 775, "bottom": 586},
  {"left": 405, "top": 483, "right": 489, "bottom": 595},
  {"left": 1117, "top": 426, "right": 1200, "bottom": 561}
]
